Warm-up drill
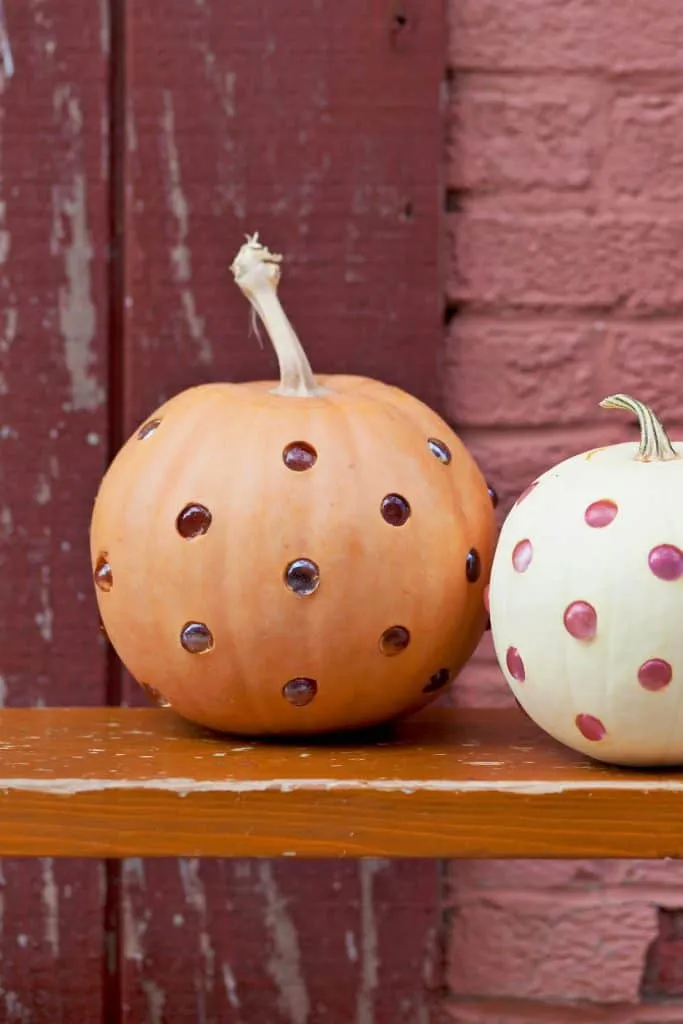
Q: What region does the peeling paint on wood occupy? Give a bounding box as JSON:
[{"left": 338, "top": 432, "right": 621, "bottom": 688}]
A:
[
  {"left": 221, "top": 962, "right": 240, "bottom": 1009},
  {"left": 0, "top": 774, "right": 662, "bottom": 797},
  {"left": 357, "top": 859, "right": 386, "bottom": 1024},
  {"left": 52, "top": 170, "right": 103, "bottom": 413},
  {"left": 160, "top": 91, "right": 211, "bottom": 365},
  {"left": 40, "top": 857, "right": 60, "bottom": 958},
  {"left": 259, "top": 861, "right": 310, "bottom": 1024},
  {"left": 178, "top": 857, "right": 216, "bottom": 1012},
  {"left": 0, "top": 0, "right": 14, "bottom": 79},
  {"left": 120, "top": 856, "right": 441, "bottom": 1022},
  {"left": 0, "top": 0, "right": 110, "bottom": 1019}
]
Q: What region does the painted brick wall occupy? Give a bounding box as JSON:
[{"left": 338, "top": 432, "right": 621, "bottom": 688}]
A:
[{"left": 443, "top": 0, "right": 683, "bottom": 1019}]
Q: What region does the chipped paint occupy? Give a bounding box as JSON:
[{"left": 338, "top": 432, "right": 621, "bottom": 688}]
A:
[
  {"left": 123, "top": 859, "right": 147, "bottom": 964},
  {"left": 127, "top": 100, "right": 138, "bottom": 154},
  {"left": 40, "top": 858, "right": 59, "bottom": 958},
  {"left": 0, "top": 307, "right": 18, "bottom": 355},
  {"left": 0, "top": 0, "right": 13, "bottom": 79},
  {"left": 201, "top": 48, "right": 236, "bottom": 120},
  {"left": 96, "top": 0, "right": 110, "bottom": 55},
  {"left": 50, "top": 83, "right": 103, "bottom": 409},
  {"left": 0, "top": 774, "right": 680, "bottom": 796},
  {"left": 160, "top": 90, "right": 211, "bottom": 363},
  {"left": 259, "top": 861, "right": 310, "bottom": 1024},
  {"left": 178, "top": 858, "right": 215, "bottom": 995},
  {"left": 0, "top": 198, "right": 10, "bottom": 267},
  {"left": 51, "top": 170, "right": 103, "bottom": 412},
  {"left": 0, "top": 506, "right": 11, "bottom": 537},
  {"left": 221, "top": 962, "right": 240, "bottom": 1008},
  {"left": 127, "top": 857, "right": 146, "bottom": 887},
  {"left": 141, "top": 979, "right": 166, "bottom": 1024},
  {"left": 4, "top": 991, "right": 30, "bottom": 1024},
  {"left": 356, "top": 859, "right": 388, "bottom": 1024},
  {"left": 0, "top": 66, "right": 15, "bottom": 387},
  {"left": 34, "top": 565, "right": 53, "bottom": 643},
  {"left": 345, "top": 929, "right": 358, "bottom": 963},
  {"left": 34, "top": 474, "right": 51, "bottom": 506}
]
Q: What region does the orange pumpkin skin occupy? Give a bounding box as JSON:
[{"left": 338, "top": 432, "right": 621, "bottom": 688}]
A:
[{"left": 90, "top": 241, "right": 496, "bottom": 736}]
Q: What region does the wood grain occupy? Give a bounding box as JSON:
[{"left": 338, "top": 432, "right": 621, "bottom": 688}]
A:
[
  {"left": 0, "top": 3, "right": 110, "bottom": 1020},
  {"left": 0, "top": 706, "right": 680, "bottom": 859},
  {"left": 121, "top": 0, "right": 446, "bottom": 1019}
]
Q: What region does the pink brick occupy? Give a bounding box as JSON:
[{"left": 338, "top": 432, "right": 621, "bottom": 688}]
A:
[
  {"left": 442, "top": 1000, "right": 683, "bottom": 1023},
  {"left": 458, "top": 426, "right": 629, "bottom": 517},
  {"left": 446, "top": 896, "right": 657, "bottom": 1002},
  {"left": 605, "top": 325, "right": 683, "bottom": 425},
  {"left": 449, "top": 0, "right": 683, "bottom": 72},
  {"left": 444, "top": 5, "right": 683, "bottom": 1015},
  {"left": 607, "top": 95, "right": 683, "bottom": 200},
  {"left": 448, "top": 76, "right": 600, "bottom": 191},
  {"left": 452, "top": 629, "right": 512, "bottom": 710},
  {"left": 618, "top": 861, "right": 683, "bottom": 889},
  {"left": 453, "top": 659, "right": 513, "bottom": 709},
  {"left": 448, "top": 212, "right": 683, "bottom": 312},
  {"left": 449, "top": 0, "right": 600, "bottom": 71},
  {"left": 450, "top": 861, "right": 627, "bottom": 893},
  {"left": 444, "top": 318, "right": 602, "bottom": 428}
]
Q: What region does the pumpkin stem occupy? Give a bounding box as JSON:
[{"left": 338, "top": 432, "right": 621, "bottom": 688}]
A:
[
  {"left": 599, "top": 393, "right": 678, "bottom": 462},
  {"left": 230, "top": 233, "right": 329, "bottom": 398}
]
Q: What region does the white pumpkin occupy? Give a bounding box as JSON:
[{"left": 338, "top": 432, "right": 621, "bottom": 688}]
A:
[{"left": 488, "top": 393, "right": 683, "bottom": 766}]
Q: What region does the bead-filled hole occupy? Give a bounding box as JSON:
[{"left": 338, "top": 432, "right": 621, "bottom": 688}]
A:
[
  {"left": 422, "top": 668, "right": 451, "bottom": 693},
  {"left": 381, "top": 493, "right": 411, "bottom": 526},
  {"left": 94, "top": 553, "right": 113, "bottom": 592},
  {"left": 180, "top": 621, "right": 214, "bottom": 654},
  {"left": 137, "top": 418, "right": 161, "bottom": 440},
  {"left": 428, "top": 438, "right": 451, "bottom": 464},
  {"left": 285, "top": 559, "right": 320, "bottom": 596},
  {"left": 379, "top": 625, "right": 411, "bottom": 655},
  {"left": 141, "top": 683, "right": 171, "bottom": 708},
  {"left": 176, "top": 503, "right": 212, "bottom": 539},
  {"left": 282, "top": 677, "right": 318, "bottom": 707},
  {"left": 466, "top": 548, "right": 481, "bottom": 582},
  {"left": 487, "top": 483, "right": 499, "bottom": 508},
  {"left": 283, "top": 441, "right": 318, "bottom": 471}
]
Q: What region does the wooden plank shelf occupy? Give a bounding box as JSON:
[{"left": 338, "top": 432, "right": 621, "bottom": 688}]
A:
[{"left": 0, "top": 706, "right": 680, "bottom": 859}]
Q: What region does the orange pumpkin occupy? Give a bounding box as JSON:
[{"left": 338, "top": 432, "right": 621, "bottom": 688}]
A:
[{"left": 90, "top": 234, "right": 496, "bottom": 735}]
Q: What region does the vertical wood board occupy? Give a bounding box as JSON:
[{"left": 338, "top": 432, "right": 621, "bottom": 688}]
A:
[
  {"left": 0, "top": 1, "right": 111, "bottom": 1021},
  {"left": 122, "top": 858, "right": 442, "bottom": 1023},
  {"left": 122, "top": 0, "right": 446, "bottom": 1020},
  {"left": 124, "top": 0, "right": 444, "bottom": 422}
]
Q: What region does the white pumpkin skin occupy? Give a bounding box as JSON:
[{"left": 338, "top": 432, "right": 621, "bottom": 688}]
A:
[{"left": 489, "top": 395, "right": 683, "bottom": 766}]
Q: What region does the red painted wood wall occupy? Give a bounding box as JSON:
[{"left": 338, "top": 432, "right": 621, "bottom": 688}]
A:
[{"left": 0, "top": 1, "right": 449, "bottom": 1020}]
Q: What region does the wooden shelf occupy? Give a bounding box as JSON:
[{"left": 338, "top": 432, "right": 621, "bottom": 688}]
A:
[{"left": 0, "top": 706, "right": 680, "bottom": 858}]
